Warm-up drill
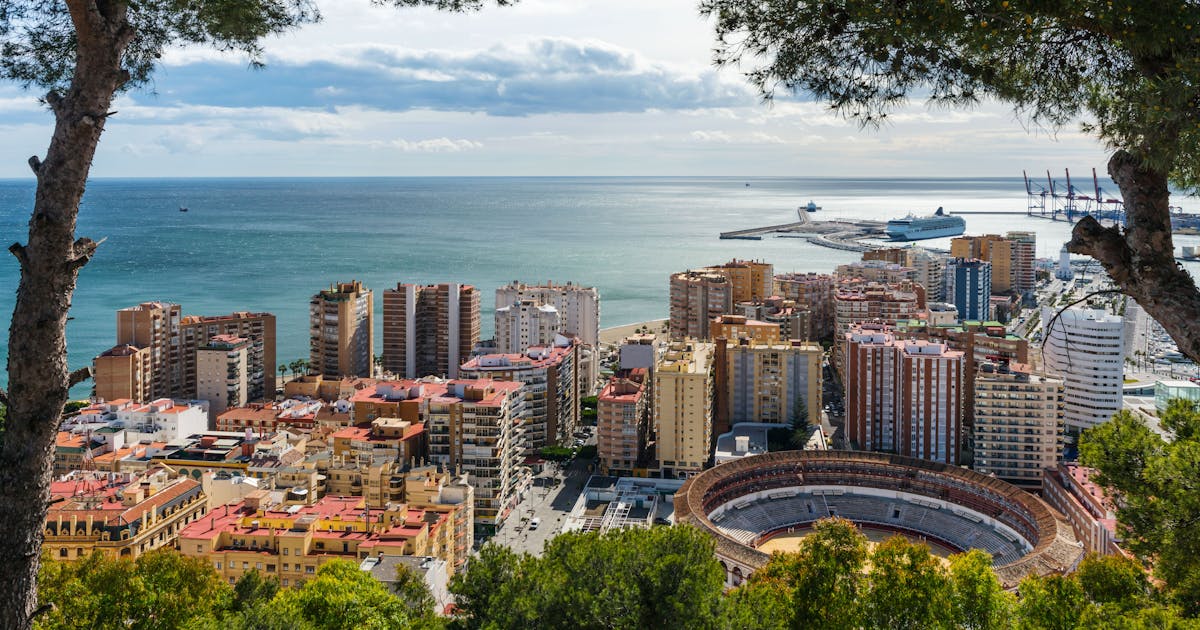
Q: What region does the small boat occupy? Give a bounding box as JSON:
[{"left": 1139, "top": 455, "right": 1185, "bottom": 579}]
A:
[
  {"left": 179, "top": 206, "right": 188, "bottom": 212},
  {"left": 803, "top": 200, "right": 821, "bottom": 213}
]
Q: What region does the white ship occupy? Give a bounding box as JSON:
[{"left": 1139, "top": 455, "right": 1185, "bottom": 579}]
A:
[{"left": 886, "top": 207, "right": 966, "bottom": 241}]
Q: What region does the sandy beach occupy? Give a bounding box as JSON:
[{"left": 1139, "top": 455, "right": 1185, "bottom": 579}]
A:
[{"left": 599, "top": 318, "right": 669, "bottom": 346}]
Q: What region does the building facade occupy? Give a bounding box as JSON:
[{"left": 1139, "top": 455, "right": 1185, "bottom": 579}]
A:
[
  {"left": 309, "top": 281, "right": 373, "bottom": 379},
  {"left": 945, "top": 258, "right": 993, "bottom": 321},
  {"left": 669, "top": 271, "right": 732, "bottom": 339},
  {"left": 972, "top": 361, "right": 1063, "bottom": 489},
  {"left": 1042, "top": 462, "right": 1123, "bottom": 556},
  {"left": 715, "top": 338, "right": 823, "bottom": 435},
  {"left": 459, "top": 341, "right": 580, "bottom": 453},
  {"left": 494, "top": 300, "right": 561, "bottom": 354},
  {"left": 494, "top": 280, "right": 600, "bottom": 393},
  {"left": 843, "top": 326, "right": 964, "bottom": 464},
  {"left": 382, "top": 283, "right": 480, "bottom": 379},
  {"left": 597, "top": 369, "right": 650, "bottom": 476},
  {"left": 1041, "top": 308, "right": 1125, "bottom": 434},
  {"left": 196, "top": 335, "right": 250, "bottom": 419},
  {"left": 773, "top": 272, "right": 835, "bottom": 340},
  {"left": 654, "top": 341, "right": 715, "bottom": 478}
]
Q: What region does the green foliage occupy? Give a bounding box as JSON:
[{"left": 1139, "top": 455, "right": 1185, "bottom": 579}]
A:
[
  {"left": 580, "top": 395, "right": 598, "bottom": 410},
  {"left": 948, "top": 550, "right": 1014, "bottom": 630},
  {"left": 576, "top": 444, "right": 596, "bottom": 460},
  {"left": 1079, "top": 402, "right": 1200, "bottom": 613},
  {"left": 61, "top": 400, "right": 88, "bottom": 415},
  {"left": 36, "top": 550, "right": 232, "bottom": 629},
  {"left": 699, "top": 0, "right": 1200, "bottom": 189},
  {"left": 271, "top": 559, "right": 441, "bottom": 630},
  {"left": 449, "top": 525, "right": 725, "bottom": 630},
  {"left": 1015, "top": 574, "right": 1088, "bottom": 630},
  {"left": 232, "top": 570, "right": 279, "bottom": 612},
  {"left": 539, "top": 445, "right": 573, "bottom": 462},
  {"left": 864, "top": 536, "right": 954, "bottom": 630}
]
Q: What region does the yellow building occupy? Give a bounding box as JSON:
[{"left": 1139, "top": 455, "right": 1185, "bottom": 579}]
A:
[
  {"left": 180, "top": 491, "right": 464, "bottom": 586},
  {"left": 709, "top": 259, "right": 774, "bottom": 303},
  {"left": 44, "top": 468, "right": 207, "bottom": 561},
  {"left": 710, "top": 315, "right": 781, "bottom": 345},
  {"left": 654, "top": 341, "right": 714, "bottom": 478},
  {"left": 715, "top": 339, "right": 823, "bottom": 431},
  {"left": 93, "top": 345, "right": 152, "bottom": 403},
  {"left": 951, "top": 235, "right": 1015, "bottom": 294}
]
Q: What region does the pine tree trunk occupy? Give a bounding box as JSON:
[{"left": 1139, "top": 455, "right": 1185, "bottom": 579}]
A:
[
  {"left": 1068, "top": 149, "right": 1200, "bottom": 364},
  {"left": 0, "top": 2, "right": 130, "bottom": 628}
]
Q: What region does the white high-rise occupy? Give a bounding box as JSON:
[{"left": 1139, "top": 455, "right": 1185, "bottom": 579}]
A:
[
  {"left": 1041, "top": 307, "right": 1125, "bottom": 433},
  {"left": 495, "top": 281, "right": 600, "bottom": 392},
  {"left": 495, "top": 300, "right": 561, "bottom": 354}
]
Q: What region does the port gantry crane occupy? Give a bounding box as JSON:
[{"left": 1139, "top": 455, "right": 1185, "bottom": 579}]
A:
[{"left": 1023, "top": 168, "right": 1126, "bottom": 227}]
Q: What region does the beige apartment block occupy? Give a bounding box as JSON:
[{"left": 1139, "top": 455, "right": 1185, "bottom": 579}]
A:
[
  {"left": 94, "top": 344, "right": 152, "bottom": 403},
  {"left": 654, "top": 341, "right": 714, "bottom": 478},
  {"left": 669, "top": 271, "right": 731, "bottom": 340},
  {"left": 973, "top": 361, "right": 1063, "bottom": 489},
  {"left": 196, "top": 335, "right": 250, "bottom": 419},
  {"left": 714, "top": 338, "right": 823, "bottom": 434},
  {"left": 310, "top": 280, "right": 373, "bottom": 379}
]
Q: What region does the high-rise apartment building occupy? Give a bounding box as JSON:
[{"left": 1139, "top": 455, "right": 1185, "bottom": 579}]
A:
[
  {"left": 707, "top": 259, "right": 774, "bottom": 303},
  {"left": 93, "top": 344, "right": 152, "bottom": 403},
  {"left": 710, "top": 315, "right": 781, "bottom": 345},
  {"left": 95, "top": 304, "right": 276, "bottom": 403},
  {"left": 833, "top": 281, "right": 925, "bottom": 338},
  {"left": 835, "top": 260, "right": 916, "bottom": 284},
  {"left": 945, "top": 258, "right": 992, "bottom": 321},
  {"left": 196, "top": 335, "right": 250, "bottom": 419},
  {"left": 972, "top": 361, "right": 1063, "bottom": 489},
  {"left": 950, "top": 233, "right": 1035, "bottom": 296},
  {"left": 597, "top": 368, "right": 650, "bottom": 476},
  {"left": 1041, "top": 308, "right": 1125, "bottom": 434},
  {"left": 1006, "top": 231, "right": 1037, "bottom": 296},
  {"left": 494, "top": 281, "right": 600, "bottom": 393},
  {"left": 382, "top": 283, "right": 479, "bottom": 379},
  {"left": 774, "top": 272, "right": 836, "bottom": 340},
  {"left": 459, "top": 340, "right": 580, "bottom": 452},
  {"left": 309, "top": 281, "right": 373, "bottom": 379},
  {"left": 910, "top": 249, "right": 948, "bottom": 303},
  {"left": 349, "top": 379, "right": 527, "bottom": 529},
  {"left": 180, "top": 312, "right": 276, "bottom": 399},
  {"left": 494, "top": 300, "right": 561, "bottom": 354},
  {"left": 714, "top": 338, "right": 822, "bottom": 436},
  {"left": 843, "top": 326, "right": 964, "bottom": 464},
  {"left": 115, "top": 301, "right": 184, "bottom": 399},
  {"left": 669, "top": 271, "right": 732, "bottom": 339},
  {"left": 654, "top": 341, "right": 714, "bottom": 478}
]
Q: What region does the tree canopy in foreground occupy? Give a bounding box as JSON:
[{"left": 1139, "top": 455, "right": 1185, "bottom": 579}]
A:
[
  {"left": 1080, "top": 400, "right": 1200, "bottom": 615},
  {"left": 699, "top": 0, "right": 1200, "bottom": 365}
]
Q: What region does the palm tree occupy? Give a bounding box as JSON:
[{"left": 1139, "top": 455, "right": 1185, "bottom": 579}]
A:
[
  {"left": 278, "top": 363, "right": 288, "bottom": 387},
  {"left": 289, "top": 359, "right": 305, "bottom": 378}
]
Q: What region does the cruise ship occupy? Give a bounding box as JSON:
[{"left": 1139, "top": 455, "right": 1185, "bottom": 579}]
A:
[{"left": 885, "top": 207, "right": 966, "bottom": 241}]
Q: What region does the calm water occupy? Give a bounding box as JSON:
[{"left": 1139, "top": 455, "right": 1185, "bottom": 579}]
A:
[{"left": 2, "top": 176, "right": 1198, "bottom": 397}]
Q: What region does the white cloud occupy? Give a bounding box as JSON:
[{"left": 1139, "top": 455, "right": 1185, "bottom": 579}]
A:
[{"left": 392, "top": 137, "right": 483, "bottom": 152}]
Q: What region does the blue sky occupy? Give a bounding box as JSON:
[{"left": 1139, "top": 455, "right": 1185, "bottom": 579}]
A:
[{"left": 0, "top": 0, "right": 1110, "bottom": 177}]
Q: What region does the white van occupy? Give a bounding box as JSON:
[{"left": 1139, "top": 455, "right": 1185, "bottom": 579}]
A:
[{"left": 530, "top": 517, "right": 541, "bottom": 530}]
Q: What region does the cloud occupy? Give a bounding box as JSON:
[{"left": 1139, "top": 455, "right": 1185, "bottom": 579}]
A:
[
  {"left": 139, "top": 37, "right": 755, "bottom": 117},
  {"left": 392, "top": 137, "right": 483, "bottom": 152}
]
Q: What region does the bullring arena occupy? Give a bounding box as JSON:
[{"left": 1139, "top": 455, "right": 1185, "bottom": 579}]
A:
[{"left": 674, "top": 451, "right": 1085, "bottom": 588}]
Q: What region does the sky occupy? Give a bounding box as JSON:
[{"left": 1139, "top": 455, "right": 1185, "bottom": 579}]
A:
[{"left": 0, "top": 0, "right": 1112, "bottom": 178}]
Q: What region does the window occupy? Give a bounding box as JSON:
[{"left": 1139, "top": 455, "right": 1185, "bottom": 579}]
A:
[
  {"left": 197, "top": 544, "right": 204, "bottom": 553},
  {"left": 283, "top": 548, "right": 289, "bottom": 556},
  {"left": 267, "top": 564, "right": 275, "bottom": 572},
  {"left": 59, "top": 548, "right": 67, "bottom": 558},
  {"left": 306, "top": 565, "right": 315, "bottom": 574}
]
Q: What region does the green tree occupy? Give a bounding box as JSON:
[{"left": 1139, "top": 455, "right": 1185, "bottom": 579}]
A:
[
  {"left": 232, "top": 570, "right": 280, "bottom": 613},
  {"left": 864, "top": 536, "right": 953, "bottom": 630},
  {"left": 278, "top": 363, "right": 288, "bottom": 385},
  {"left": 1015, "top": 574, "right": 1088, "bottom": 630},
  {"left": 1079, "top": 402, "right": 1200, "bottom": 613},
  {"left": 449, "top": 526, "right": 725, "bottom": 630},
  {"left": 273, "top": 559, "right": 441, "bottom": 630},
  {"left": 948, "top": 549, "right": 1014, "bottom": 630},
  {"left": 0, "top": 2, "right": 511, "bottom": 627},
  {"left": 738, "top": 517, "right": 868, "bottom": 629},
  {"left": 36, "top": 550, "right": 232, "bottom": 630},
  {"left": 699, "top": 0, "right": 1200, "bottom": 365}
]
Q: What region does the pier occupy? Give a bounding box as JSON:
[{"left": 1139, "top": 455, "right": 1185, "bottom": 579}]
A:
[{"left": 720, "top": 209, "right": 891, "bottom": 252}]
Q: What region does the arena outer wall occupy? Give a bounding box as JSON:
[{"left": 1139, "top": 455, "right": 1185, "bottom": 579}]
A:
[{"left": 674, "top": 450, "right": 1085, "bottom": 588}]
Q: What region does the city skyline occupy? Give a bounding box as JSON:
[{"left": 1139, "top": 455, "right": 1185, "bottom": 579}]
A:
[{"left": 0, "top": 0, "right": 1108, "bottom": 178}]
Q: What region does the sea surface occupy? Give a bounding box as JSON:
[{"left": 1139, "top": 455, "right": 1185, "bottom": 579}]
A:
[{"left": 2, "top": 176, "right": 1199, "bottom": 398}]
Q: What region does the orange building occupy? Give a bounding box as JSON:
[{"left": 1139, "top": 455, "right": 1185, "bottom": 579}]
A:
[{"left": 710, "top": 315, "right": 781, "bottom": 344}]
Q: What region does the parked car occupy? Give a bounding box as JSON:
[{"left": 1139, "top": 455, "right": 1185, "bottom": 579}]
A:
[{"left": 530, "top": 517, "right": 541, "bottom": 530}]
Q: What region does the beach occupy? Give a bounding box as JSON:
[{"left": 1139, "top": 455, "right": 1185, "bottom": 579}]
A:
[{"left": 599, "top": 319, "right": 669, "bottom": 346}]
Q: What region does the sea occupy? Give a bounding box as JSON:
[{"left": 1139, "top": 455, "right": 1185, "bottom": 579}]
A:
[{"left": 3, "top": 176, "right": 1199, "bottom": 398}]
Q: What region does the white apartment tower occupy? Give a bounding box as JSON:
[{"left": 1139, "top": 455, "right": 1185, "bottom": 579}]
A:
[
  {"left": 195, "top": 335, "right": 250, "bottom": 419},
  {"left": 494, "top": 300, "right": 561, "bottom": 354},
  {"left": 1041, "top": 307, "right": 1125, "bottom": 433},
  {"left": 495, "top": 281, "right": 600, "bottom": 392}
]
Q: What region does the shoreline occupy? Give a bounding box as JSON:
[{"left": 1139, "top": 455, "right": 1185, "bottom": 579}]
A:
[{"left": 599, "top": 318, "right": 669, "bottom": 345}]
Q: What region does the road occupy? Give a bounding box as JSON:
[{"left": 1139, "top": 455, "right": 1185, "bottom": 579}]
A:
[{"left": 493, "top": 432, "right": 596, "bottom": 556}]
